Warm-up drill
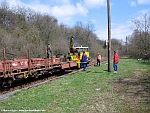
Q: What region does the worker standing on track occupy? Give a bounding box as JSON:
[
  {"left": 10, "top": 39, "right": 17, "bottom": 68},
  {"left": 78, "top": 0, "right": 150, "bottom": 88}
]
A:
[
  {"left": 77, "top": 52, "right": 81, "bottom": 68},
  {"left": 81, "top": 51, "right": 87, "bottom": 71},
  {"left": 97, "top": 53, "right": 101, "bottom": 66},
  {"left": 47, "top": 44, "right": 52, "bottom": 58}
]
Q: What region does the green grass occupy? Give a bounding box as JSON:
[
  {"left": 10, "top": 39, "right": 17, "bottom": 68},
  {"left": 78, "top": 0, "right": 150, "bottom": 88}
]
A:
[{"left": 0, "top": 59, "right": 149, "bottom": 113}]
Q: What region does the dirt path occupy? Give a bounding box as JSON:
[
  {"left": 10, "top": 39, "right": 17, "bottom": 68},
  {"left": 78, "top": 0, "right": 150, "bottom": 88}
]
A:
[{"left": 114, "top": 70, "right": 150, "bottom": 112}]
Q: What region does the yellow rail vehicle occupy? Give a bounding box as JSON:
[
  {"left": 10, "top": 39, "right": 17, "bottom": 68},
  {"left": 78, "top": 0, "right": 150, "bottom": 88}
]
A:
[
  {"left": 69, "top": 36, "right": 90, "bottom": 68},
  {"left": 71, "top": 46, "right": 89, "bottom": 59}
]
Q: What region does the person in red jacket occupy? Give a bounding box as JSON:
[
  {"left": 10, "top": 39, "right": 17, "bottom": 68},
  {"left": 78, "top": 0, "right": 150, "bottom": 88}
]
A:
[{"left": 113, "top": 50, "right": 119, "bottom": 73}]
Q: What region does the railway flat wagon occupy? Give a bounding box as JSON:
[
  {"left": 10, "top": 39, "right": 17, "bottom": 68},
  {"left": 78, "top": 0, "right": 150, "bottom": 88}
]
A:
[{"left": 0, "top": 48, "right": 77, "bottom": 89}]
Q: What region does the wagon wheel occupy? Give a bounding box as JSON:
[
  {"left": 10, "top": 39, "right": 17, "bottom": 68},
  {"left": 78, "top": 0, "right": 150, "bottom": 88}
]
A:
[
  {"left": 7, "top": 78, "right": 13, "bottom": 87},
  {"left": 34, "top": 71, "right": 38, "bottom": 78},
  {"left": 0, "top": 80, "right": 7, "bottom": 90},
  {"left": 0, "top": 78, "right": 13, "bottom": 90}
]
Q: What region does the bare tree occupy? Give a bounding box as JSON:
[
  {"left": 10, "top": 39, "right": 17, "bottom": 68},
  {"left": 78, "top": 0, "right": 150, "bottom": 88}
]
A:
[
  {"left": 131, "top": 13, "right": 150, "bottom": 59},
  {"left": 0, "top": 1, "right": 108, "bottom": 59}
]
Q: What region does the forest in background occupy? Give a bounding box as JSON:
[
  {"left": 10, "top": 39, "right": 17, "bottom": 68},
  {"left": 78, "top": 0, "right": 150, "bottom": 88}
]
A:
[{"left": 0, "top": 2, "right": 149, "bottom": 60}]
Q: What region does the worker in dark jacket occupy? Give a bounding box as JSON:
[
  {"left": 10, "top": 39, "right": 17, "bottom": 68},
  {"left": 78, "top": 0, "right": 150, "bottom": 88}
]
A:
[
  {"left": 81, "top": 51, "right": 87, "bottom": 71},
  {"left": 113, "top": 50, "right": 119, "bottom": 73}
]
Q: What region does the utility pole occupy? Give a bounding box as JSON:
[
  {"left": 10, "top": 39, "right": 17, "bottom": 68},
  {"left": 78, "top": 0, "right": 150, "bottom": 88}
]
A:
[
  {"left": 126, "top": 36, "right": 128, "bottom": 55},
  {"left": 107, "top": 0, "right": 111, "bottom": 72}
]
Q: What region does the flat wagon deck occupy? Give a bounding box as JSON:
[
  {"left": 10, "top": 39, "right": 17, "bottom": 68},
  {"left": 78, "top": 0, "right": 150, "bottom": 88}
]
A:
[{"left": 0, "top": 48, "right": 78, "bottom": 89}]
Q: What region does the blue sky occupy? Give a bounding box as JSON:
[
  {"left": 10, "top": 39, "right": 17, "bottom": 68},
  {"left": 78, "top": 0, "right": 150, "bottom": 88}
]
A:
[{"left": 0, "top": 0, "right": 150, "bottom": 41}]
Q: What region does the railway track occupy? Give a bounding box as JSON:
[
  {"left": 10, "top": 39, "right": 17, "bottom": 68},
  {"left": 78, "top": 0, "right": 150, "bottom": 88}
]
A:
[{"left": 0, "top": 60, "right": 97, "bottom": 101}]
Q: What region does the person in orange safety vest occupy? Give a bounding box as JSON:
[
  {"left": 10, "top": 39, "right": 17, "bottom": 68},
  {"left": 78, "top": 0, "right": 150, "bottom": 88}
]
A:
[{"left": 97, "top": 53, "right": 101, "bottom": 66}]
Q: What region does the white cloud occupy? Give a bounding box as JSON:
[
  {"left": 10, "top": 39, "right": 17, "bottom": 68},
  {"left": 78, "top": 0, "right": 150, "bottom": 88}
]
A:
[
  {"left": 60, "top": 0, "right": 71, "bottom": 5},
  {"left": 111, "top": 24, "right": 132, "bottom": 41},
  {"left": 48, "top": 0, "right": 71, "bottom": 6},
  {"left": 52, "top": 5, "right": 77, "bottom": 17},
  {"left": 0, "top": 0, "right": 138, "bottom": 42},
  {"left": 139, "top": 9, "right": 150, "bottom": 15},
  {"left": 129, "top": 0, "right": 150, "bottom": 6},
  {"left": 76, "top": 3, "right": 89, "bottom": 16},
  {"left": 130, "top": 1, "right": 137, "bottom": 6},
  {"left": 1, "top": 0, "right": 23, "bottom": 7},
  {"left": 1, "top": 0, "right": 89, "bottom": 25},
  {"left": 50, "top": 3, "right": 88, "bottom": 25},
  {"left": 83, "top": 0, "right": 106, "bottom": 8},
  {"left": 32, "top": 1, "right": 88, "bottom": 17},
  {"left": 28, "top": 4, "right": 51, "bottom": 14},
  {"left": 132, "top": 9, "right": 150, "bottom": 26},
  {"left": 96, "top": 22, "right": 132, "bottom": 41},
  {"left": 137, "top": 0, "right": 150, "bottom": 5},
  {"left": 96, "top": 28, "right": 107, "bottom": 40}
]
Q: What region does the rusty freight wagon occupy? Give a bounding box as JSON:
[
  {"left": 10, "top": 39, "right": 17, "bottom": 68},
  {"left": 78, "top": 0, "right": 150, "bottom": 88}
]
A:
[{"left": 0, "top": 48, "right": 77, "bottom": 89}]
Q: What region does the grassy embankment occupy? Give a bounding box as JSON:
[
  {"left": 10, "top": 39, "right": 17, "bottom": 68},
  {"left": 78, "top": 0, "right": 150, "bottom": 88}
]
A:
[{"left": 0, "top": 58, "right": 149, "bottom": 113}]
